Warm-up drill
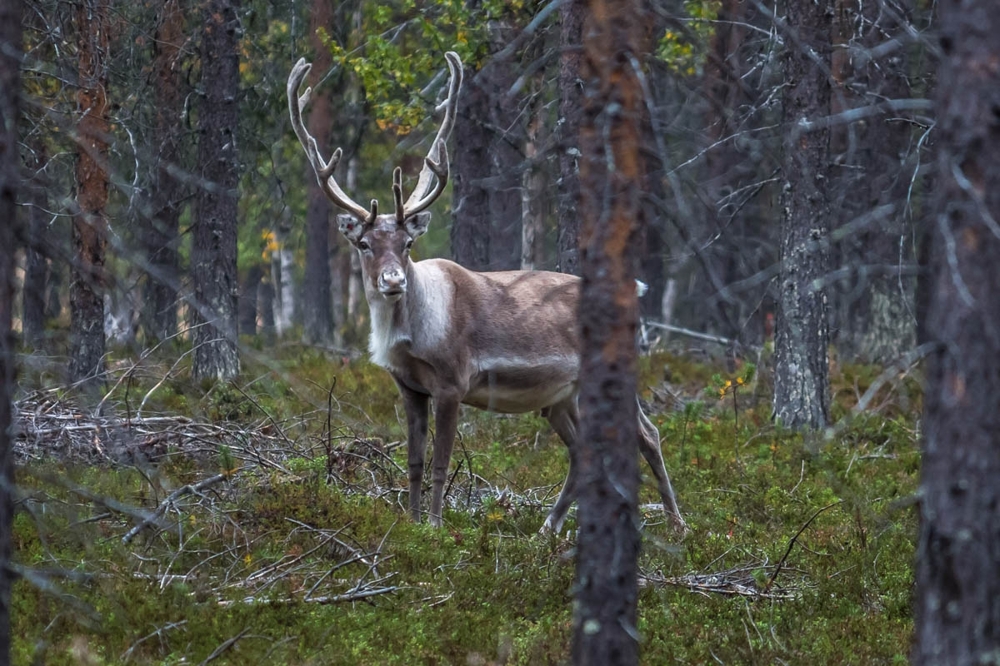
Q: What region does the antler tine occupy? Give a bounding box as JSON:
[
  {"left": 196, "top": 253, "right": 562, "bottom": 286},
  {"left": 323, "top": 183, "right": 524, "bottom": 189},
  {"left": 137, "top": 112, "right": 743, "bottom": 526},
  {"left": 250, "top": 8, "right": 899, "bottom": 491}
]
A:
[
  {"left": 287, "top": 58, "right": 374, "bottom": 223},
  {"left": 392, "top": 167, "right": 405, "bottom": 222},
  {"left": 401, "top": 51, "right": 464, "bottom": 218}
]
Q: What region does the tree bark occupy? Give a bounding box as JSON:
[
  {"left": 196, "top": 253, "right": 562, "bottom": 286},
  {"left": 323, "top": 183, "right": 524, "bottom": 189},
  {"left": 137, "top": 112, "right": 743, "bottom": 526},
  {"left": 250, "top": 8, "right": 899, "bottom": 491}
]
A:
[
  {"left": 22, "top": 137, "right": 49, "bottom": 346},
  {"left": 144, "top": 0, "right": 186, "bottom": 342},
  {"left": 451, "top": 14, "right": 523, "bottom": 271},
  {"left": 829, "top": 0, "right": 916, "bottom": 364},
  {"left": 70, "top": 0, "right": 111, "bottom": 392},
  {"left": 772, "top": 0, "right": 832, "bottom": 430},
  {"left": 913, "top": 3, "right": 1000, "bottom": 663},
  {"left": 699, "top": 0, "right": 768, "bottom": 341},
  {"left": 572, "top": 1, "right": 647, "bottom": 663},
  {"left": 301, "top": 0, "right": 334, "bottom": 345},
  {"left": 557, "top": 0, "right": 584, "bottom": 276},
  {"left": 238, "top": 264, "right": 261, "bottom": 336},
  {"left": 0, "top": 0, "right": 21, "bottom": 658},
  {"left": 191, "top": 0, "right": 240, "bottom": 382}
]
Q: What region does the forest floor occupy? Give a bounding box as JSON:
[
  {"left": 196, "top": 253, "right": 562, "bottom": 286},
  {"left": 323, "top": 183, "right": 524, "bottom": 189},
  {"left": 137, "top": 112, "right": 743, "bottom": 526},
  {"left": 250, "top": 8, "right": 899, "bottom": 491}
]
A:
[{"left": 11, "top": 343, "right": 921, "bottom": 665}]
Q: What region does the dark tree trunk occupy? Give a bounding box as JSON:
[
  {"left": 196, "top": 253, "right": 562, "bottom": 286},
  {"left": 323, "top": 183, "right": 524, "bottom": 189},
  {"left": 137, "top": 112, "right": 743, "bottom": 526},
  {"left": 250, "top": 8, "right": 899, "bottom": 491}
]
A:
[
  {"left": 301, "top": 0, "right": 334, "bottom": 345},
  {"left": 913, "top": 3, "right": 1000, "bottom": 663},
  {"left": 70, "top": 0, "right": 110, "bottom": 391},
  {"left": 0, "top": 0, "right": 21, "bottom": 658},
  {"left": 556, "top": 0, "right": 583, "bottom": 276},
  {"left": 144, "top": 0, "right": 187, "bottom": 342},
  {"left": 827, "top": 0, "right": 916, "bottom": 364},
  {"left": 22, "top": 138, "right": 49, "bottom": 346},
  {"left": 451, "top": 16, "right": 523, "bottom": 271},
  {"left": 572, "top": 1, "right": 647, "bottom": 663},
  {"left": 640, "top": 114, "right": 666, "bottom": 321},
  {"left": 238, "top": 264, "right": 261, "bottom": 336},
  {"left": 772, "top": 0, "right": 832, "bottom": 430},
  {"left": 191, "top": 0, "right": 240, "bottom": 382}
]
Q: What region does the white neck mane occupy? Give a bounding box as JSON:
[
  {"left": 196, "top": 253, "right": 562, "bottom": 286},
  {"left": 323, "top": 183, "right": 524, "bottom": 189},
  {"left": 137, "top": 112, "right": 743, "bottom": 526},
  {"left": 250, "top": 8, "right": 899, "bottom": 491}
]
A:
[{"left": 366, "top": 260, "right": 452, "bottom": 370}]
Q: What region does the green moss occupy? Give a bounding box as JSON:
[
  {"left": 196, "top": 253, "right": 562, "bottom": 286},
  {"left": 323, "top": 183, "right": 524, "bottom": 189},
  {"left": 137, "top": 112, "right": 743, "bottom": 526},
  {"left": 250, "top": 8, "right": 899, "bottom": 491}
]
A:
[{"left": 11, "top": 351, "right": 919, "bottom": 663}]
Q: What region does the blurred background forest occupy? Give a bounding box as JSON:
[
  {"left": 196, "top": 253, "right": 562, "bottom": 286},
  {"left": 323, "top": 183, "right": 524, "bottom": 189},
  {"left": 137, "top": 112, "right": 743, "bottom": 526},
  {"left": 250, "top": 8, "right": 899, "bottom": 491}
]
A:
[{"left": 13, "top": 0, "right": 933, "bottom": 378}]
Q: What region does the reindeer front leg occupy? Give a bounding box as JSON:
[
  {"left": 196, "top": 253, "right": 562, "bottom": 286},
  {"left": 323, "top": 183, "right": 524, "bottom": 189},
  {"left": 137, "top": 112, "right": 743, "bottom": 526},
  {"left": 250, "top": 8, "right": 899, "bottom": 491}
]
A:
[
  {"left": 428, "top": 392, "right": 461, "bottom": 527},
  {"left": 396, "top": 380, "right": 430, "bottom": 522}
]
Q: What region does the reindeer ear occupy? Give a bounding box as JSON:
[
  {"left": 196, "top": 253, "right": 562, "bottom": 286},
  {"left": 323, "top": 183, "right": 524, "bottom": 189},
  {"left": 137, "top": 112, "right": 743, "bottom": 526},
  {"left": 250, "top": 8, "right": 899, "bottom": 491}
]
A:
[
  {"left": 403, "top": 212, "right": 431, "bottom": 240},
  {"left": 337, "top": 214, "right": 366, "bottom": 245}
]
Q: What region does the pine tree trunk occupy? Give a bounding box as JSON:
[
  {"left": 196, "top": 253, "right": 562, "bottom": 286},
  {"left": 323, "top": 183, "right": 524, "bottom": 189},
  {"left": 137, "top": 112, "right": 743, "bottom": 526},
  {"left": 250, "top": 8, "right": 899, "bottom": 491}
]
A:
[
  {"left": 773, "top": 0, "right": 832, "bottom": 430},
  {"left": 556, "top": 0, "right": 583, "bottom": 276},
  {"left": 22, "top": 138, "right": 49, "bottom": 346},
  {"left": 238, "top": 264, "right": 261, "bottom": 336},
  {"left": 829, "top": 0, "right": 916, "bottom": 364},
  {"left": 70, "top": 0, "right": 111, "bottom": 391},
  {"left": 144, "top": 0, "right": 186, "bottom": 342},
  {"left": 0, "top": 0, "right": 21, "bottom": 657},
  {"left": 913, "top": 3, "right": 1000, "bottom": 663},
  {"left": 451, "top": 14, "right": 523, "bottom": 271},
  {"left": 302, "top": 0, "right": 334, "bottom": 344},
  {"left": 191, "top": 0, "right": 240, "bottom": 382},
  {"left": 572, "top": 1, "right": 647, "bottom": 663}
]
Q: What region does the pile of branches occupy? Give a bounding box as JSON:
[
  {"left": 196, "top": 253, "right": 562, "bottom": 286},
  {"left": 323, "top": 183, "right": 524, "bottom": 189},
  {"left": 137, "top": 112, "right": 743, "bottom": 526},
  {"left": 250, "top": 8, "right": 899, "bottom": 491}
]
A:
[
  {"left": 642, "top": 559, "right": 806, "bottom": 601},
  {"left": 13, "top": 390, "right": 301, "bottom": 469}
]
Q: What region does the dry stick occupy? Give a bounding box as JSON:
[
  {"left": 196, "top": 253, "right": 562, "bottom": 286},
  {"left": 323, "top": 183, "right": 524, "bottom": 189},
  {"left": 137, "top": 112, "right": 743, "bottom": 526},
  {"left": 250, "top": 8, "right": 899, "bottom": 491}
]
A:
[
  {"left": 122, "top": 471, "right": 234, "bottom": 544},
  {"left": 851, "top": 342, "right": 940, "bottom": 415},
  {"left": 218, "top": 586, "right": 398, "bottom": 607},
  {"left": 643, "top": 321, "right": 759, "bottom": 351},
  {"left": 229, "top": 381, "right": 295, "bottom": 450},
  {"left": 121, "top": 620, "right": 188, "bottom": 664},
  {"left": 764, "top": 500, "right": 844, "bottom": 594},
  {"left": 197, "top": 628, "right": 249, "bottom": 666}
]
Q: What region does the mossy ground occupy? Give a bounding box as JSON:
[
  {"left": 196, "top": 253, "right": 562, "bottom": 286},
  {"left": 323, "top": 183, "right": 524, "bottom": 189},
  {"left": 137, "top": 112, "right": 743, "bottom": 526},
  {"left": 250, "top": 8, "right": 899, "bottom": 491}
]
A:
[{"left": 12, "top": 348, "right": 920, "bottom": 664}]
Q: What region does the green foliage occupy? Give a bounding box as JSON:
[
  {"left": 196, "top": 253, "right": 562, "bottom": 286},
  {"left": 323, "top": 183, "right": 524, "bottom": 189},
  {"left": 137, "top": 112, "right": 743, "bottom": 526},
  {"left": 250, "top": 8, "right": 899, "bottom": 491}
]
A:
[
  {"left": 323, "top": 0, "right": 534, "bottom": 131},
  {"left": 12, "top": 351, "right": 920, "bottom": 663},
  {"left": 656, "top": 0, "right": 721, "bottom": 76}
]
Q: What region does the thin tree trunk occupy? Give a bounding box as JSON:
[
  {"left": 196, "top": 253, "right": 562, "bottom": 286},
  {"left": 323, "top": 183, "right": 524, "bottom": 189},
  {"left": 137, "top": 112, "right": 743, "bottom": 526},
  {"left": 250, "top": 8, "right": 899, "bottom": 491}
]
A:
[
  {"left": 302, "top": 0, "right": 334, "bottom": 344},
  {"left": 0, "top": 0, "right": 21, "bottom": 658},
  {"left": 829, "top": 0, "right": 916, "bottom": 364},
  {"left": 572, "top": 1, "right": 647, "bottom": 663},
  {"left": 913, "top": 3, "right": 1000, "bottom": 663},
  {"left": 144, "top": 0, "right": 186, "bottom": 342},
  {"left": 557, "top": 0, "right": 583, "bottom": 276},
  {"left": 272, "top": 222, "right": 295, "bottom": 336},
  {"left": 521, "top": 112, "right": 543, "bottom": 271},
  {"left": 22, "top": 138, "right": 49, "bottom": 346},
  {"left": 191, "top": 0, "right": 240, "bottom": 382},
  {"left": 70, "top": 0, "right": 111, "bottom": 392},
  {"left": 773, "top": 0, "right": 832, "bottom": 430},
  {"left": 238, "top": 264, "right": 261, "bottom": 336},
  {"left": 451, "top": 14, "right": 523, "bottom": 271}
]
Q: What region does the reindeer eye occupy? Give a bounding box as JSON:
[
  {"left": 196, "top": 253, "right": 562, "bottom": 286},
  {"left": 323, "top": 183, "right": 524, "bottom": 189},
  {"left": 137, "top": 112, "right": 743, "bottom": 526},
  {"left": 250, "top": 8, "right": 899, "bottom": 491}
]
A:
[
  {"left": 358, "top": 239, "right": 371, "bottom": 252},
  {"left": 404, "top": 240, "right": 413, "bottom": 251}
]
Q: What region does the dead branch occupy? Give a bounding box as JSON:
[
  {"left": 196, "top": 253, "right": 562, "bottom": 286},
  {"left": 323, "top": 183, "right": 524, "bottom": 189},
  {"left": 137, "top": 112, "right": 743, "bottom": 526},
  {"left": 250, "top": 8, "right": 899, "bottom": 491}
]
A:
[
  {"left": 198, "top": 628, "right": 249, "bottom": 666},
  {"left": 122, "top": 471, "right": 235, "bottom": 544},
  {"left": 764, "top": 500, "right": 844, "bottom": 593}
]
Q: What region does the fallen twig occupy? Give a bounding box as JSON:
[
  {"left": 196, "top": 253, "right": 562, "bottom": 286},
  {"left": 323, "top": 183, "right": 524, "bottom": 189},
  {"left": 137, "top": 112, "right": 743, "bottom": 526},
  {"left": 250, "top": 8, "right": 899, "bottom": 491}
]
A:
[
  {"left": 198, "top": 627, "right": 249, "bottom": 666},
  {"left": 122, "top": 471, "right": 235, "bottom": 544},
  {"left": 764, "top": 500, "right": 843, "bottom": 593}
]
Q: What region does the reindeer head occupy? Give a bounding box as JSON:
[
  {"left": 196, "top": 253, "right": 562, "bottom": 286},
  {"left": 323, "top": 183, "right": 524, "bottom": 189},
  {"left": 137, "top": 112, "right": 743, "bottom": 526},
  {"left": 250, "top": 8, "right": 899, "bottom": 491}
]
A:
[{"left": 288, "top": 52, "right": 462, "bottom": 303}]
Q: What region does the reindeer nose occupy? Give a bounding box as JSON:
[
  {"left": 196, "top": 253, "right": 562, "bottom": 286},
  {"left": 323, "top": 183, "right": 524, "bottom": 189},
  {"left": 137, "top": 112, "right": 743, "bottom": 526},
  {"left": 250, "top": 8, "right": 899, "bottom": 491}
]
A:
[{"left": 378, "top": 268, "right": 407, "bottom": 295}]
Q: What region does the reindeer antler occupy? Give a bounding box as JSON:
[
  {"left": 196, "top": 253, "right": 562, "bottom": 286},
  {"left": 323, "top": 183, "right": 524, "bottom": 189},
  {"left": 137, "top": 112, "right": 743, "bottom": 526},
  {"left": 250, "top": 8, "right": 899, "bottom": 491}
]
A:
[
  {"left": 396, "top": 51, "right": 463, "bottom": 221},
  {"left": 287, "top": 58, "right": 376, "bottom": 223}
]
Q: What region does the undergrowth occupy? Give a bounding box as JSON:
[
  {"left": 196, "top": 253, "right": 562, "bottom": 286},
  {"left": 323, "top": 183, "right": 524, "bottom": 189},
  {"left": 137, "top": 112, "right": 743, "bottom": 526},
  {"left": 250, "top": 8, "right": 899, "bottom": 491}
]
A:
[{"left": 12, "top": 348, "right": 920, "bottom": 664}]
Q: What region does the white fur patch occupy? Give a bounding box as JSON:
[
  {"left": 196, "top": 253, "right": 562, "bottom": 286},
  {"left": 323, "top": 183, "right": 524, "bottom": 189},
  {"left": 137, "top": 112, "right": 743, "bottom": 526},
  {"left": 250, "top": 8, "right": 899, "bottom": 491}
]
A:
[
  {"left": 366, "top": 260, "right": 452, "bottom": 369},
  {"left": 368, "top": 299, "right": 406, "bottom": 369},
  {"left": 408, "top": 261, "right": 452, "bottom": 354}
]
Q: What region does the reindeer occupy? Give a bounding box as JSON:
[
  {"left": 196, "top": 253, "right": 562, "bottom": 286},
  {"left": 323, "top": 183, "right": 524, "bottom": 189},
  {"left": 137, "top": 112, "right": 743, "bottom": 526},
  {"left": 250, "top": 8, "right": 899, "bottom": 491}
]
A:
[{"left": 287, "top": 52, "right": 686, "bottom": 534}]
